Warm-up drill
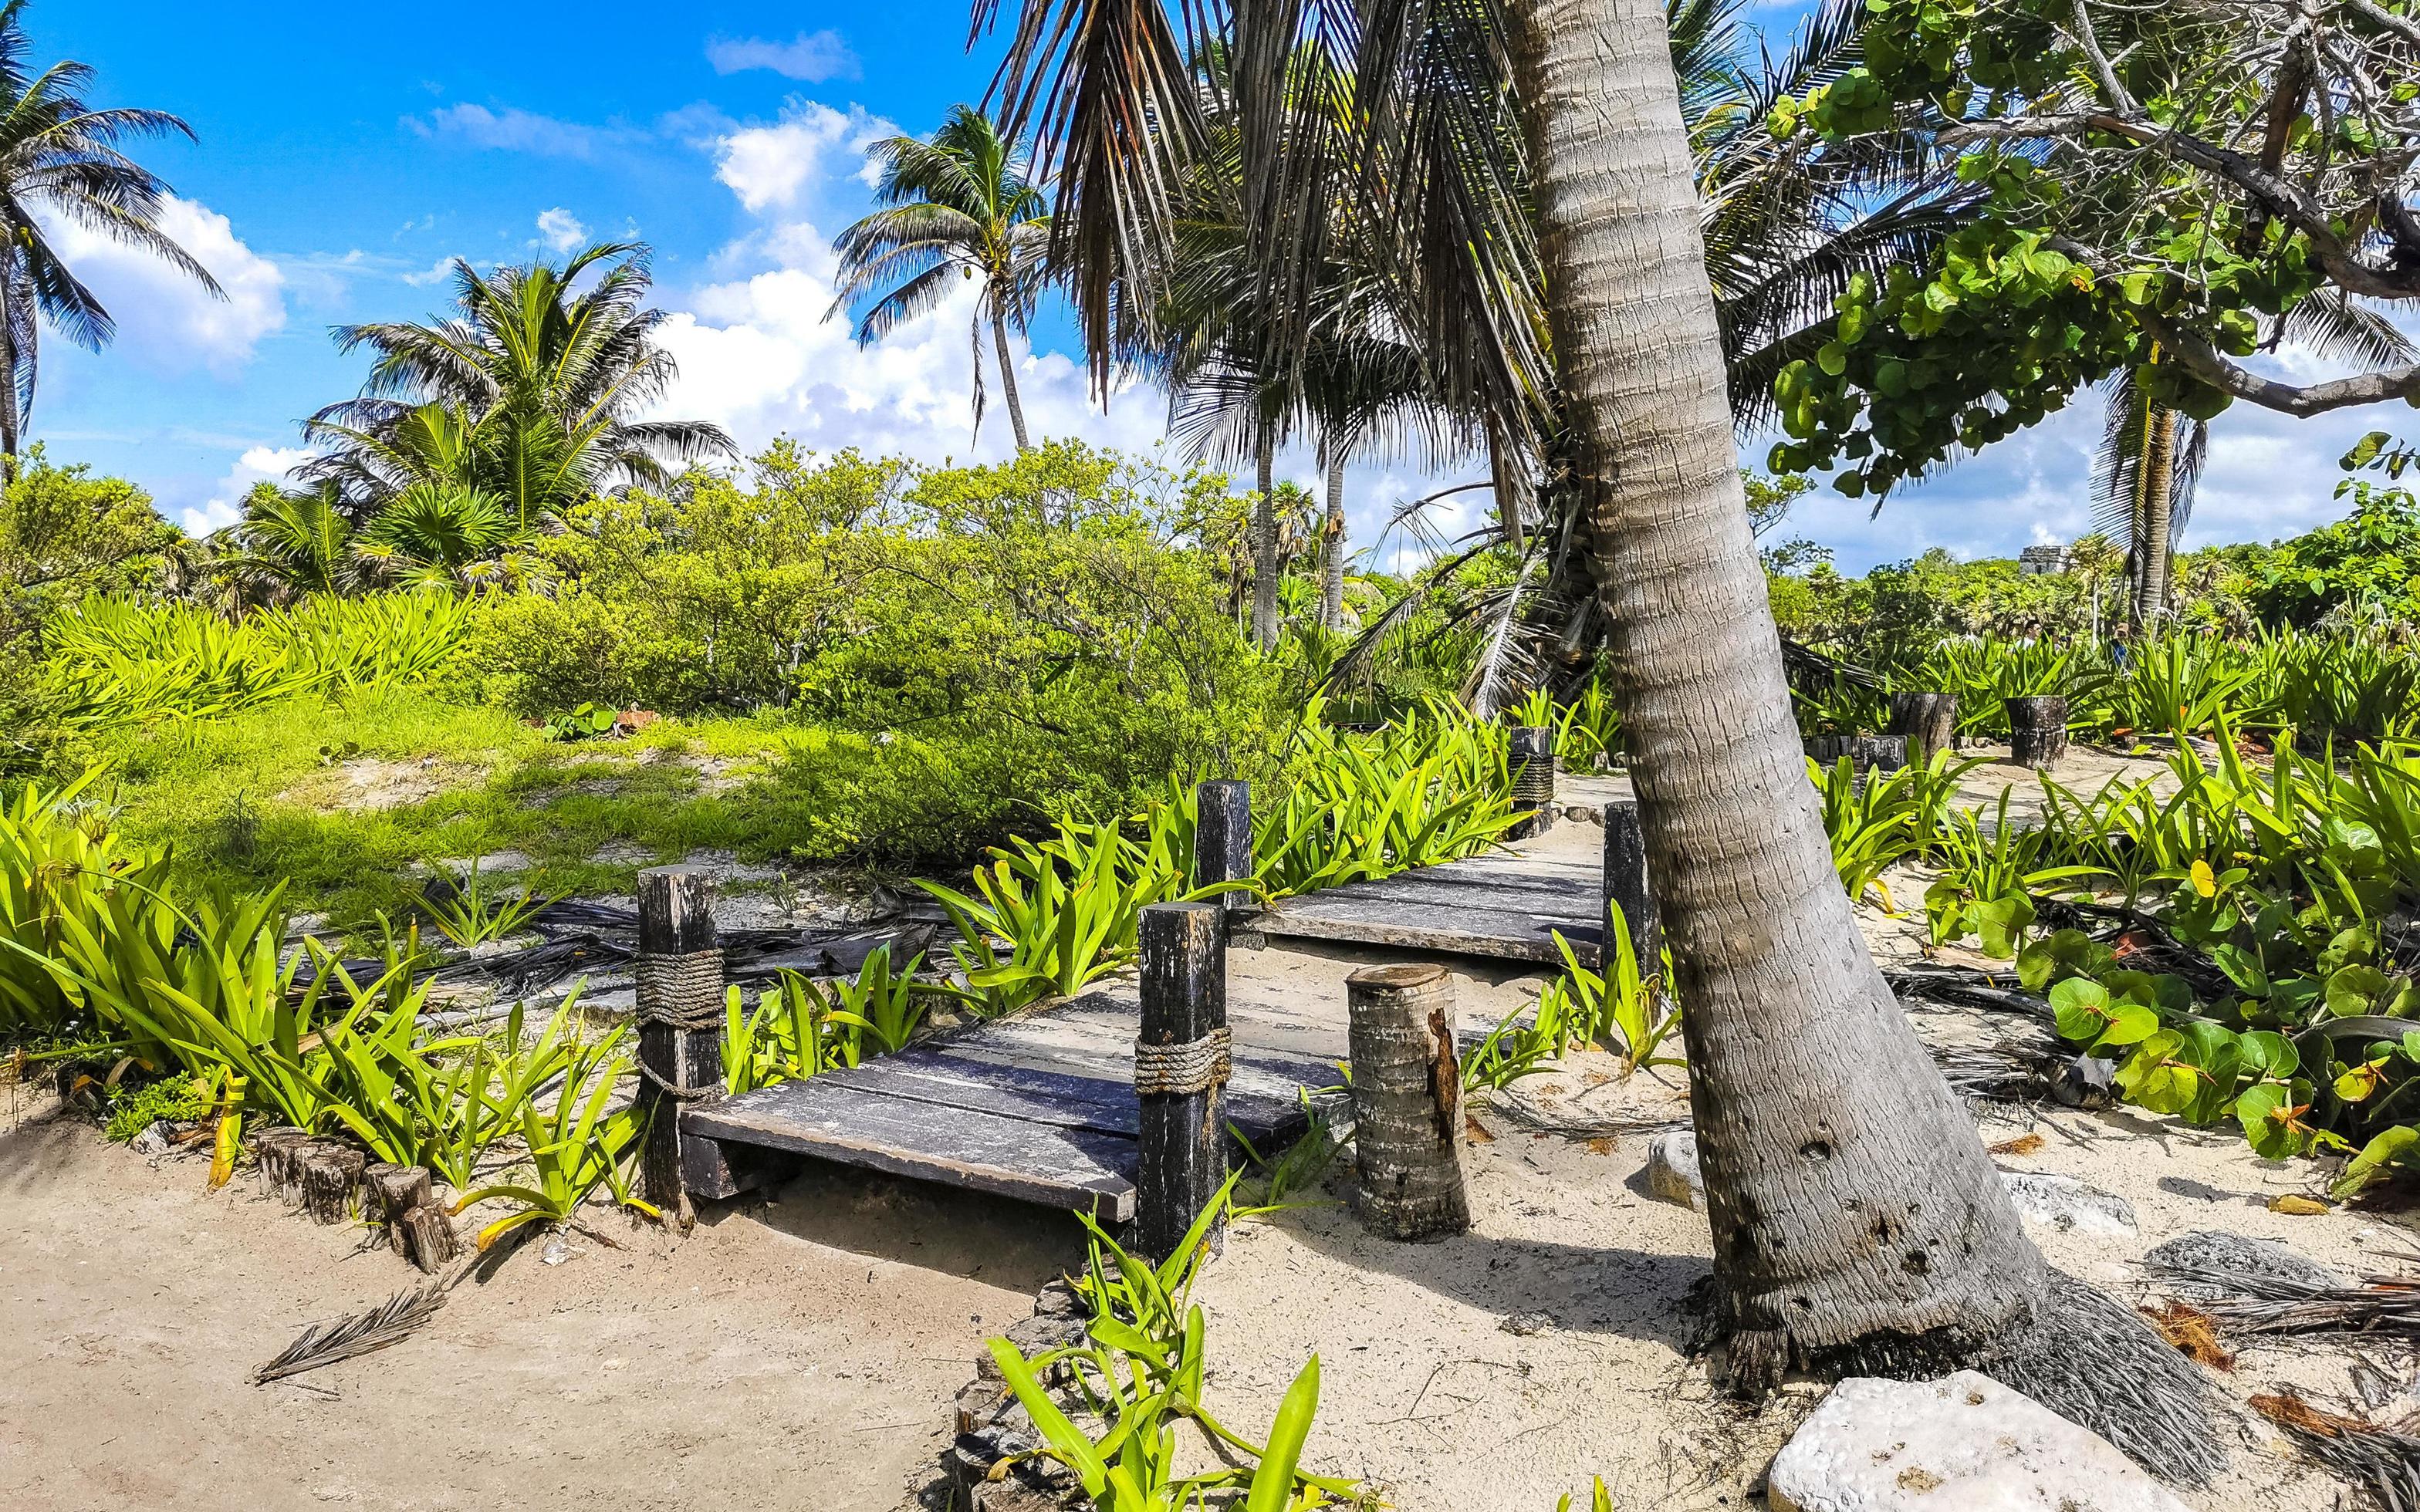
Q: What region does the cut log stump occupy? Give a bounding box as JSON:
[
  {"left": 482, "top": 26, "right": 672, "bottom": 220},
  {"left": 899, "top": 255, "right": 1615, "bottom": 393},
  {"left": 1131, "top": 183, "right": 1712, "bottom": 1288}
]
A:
[
  {"left": 1347, "top": 964, "right": 1471, "bottom": 1241},
  {"left": 1891, "top": 692, "right": 1959, "bottom": 764},
  {"left": 2008, "top": 697, "right": 2070, "bottom": 768},
  {"left": 397, "top": 1204, "right": 464, "bottom": 1272},
  {"left": 298, "top": 1141, "right": 366, "bottom": 1224}
]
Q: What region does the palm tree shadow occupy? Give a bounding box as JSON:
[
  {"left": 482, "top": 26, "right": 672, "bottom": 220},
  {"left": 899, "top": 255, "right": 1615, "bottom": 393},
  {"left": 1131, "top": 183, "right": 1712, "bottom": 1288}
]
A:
[{"left": 1244, "top": 1190, "right": 1713, "bottom": 1352}]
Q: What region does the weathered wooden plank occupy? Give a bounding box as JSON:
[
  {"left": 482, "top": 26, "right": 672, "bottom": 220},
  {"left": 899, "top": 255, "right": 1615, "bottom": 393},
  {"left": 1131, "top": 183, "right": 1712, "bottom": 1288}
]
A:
[
  {"left": 1259, "top": 907, "right": 1600, "bottom": 964},
  {"left": 686, "top": 1079, "right": 1141, "bottom": 1220}
]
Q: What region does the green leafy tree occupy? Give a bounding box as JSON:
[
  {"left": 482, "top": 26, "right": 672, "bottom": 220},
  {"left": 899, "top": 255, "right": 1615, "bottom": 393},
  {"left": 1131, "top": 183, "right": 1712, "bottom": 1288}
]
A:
[
  {"left": 0, "top": 0, "right": 225, "bottom": 460},
  {"left": 830, "top": 105, "right": 1052, "bottom": 452},
  {"left": 1769, "top": 0, "right": 2420, "bottom": 501},
  {"left": 2249, "top": 482, "right": 2420, "bottom": 627}
]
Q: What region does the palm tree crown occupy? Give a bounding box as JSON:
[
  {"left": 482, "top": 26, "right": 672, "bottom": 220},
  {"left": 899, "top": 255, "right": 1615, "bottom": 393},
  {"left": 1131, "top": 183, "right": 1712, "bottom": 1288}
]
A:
[
  {"left": 830, "top": 104, "right": 1052, "bottom": 451},
  {"left": 0, "top": 0, "right": 225, "bottom": 458},
  {"left": 300, "top": 241, "right": 733, "bottom": 527}
]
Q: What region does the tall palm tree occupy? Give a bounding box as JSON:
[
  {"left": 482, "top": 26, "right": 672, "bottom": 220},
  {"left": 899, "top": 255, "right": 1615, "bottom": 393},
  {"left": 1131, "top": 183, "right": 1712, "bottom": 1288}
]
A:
[
  {"left": 974, "top": 0, "right": 2220, "bottom": 1436},
  {"left": 830, "top": 104, "right": 1052, "bottom": 452},
  {"left": 2095, "top": 291, "right": 2418, "bottom": 629},
  {"left": 0, "top": 0, "right": 225, "bottom": 461},
  {"left": 302, "top": 242, "right": 731, "bottom": 525}
]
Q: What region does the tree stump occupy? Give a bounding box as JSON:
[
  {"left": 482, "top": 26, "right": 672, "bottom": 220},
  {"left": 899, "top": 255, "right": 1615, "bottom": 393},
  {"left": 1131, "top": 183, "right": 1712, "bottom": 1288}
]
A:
[
  {"left": 1507, "top": 726, "right": 1556, "bottom": 840},
  {"left": 1346, "top": 964, "right": 1470, "bottom": 1241},
  {"left": 1890, "top": 692, "right": 1958, "bottom": 764},
  {"left": 298, "top": 1141, "right": 366, "bottom": 1223},
  {"left": 1802, "top": 734, "right": 1908, "bottom": 775},
  {"left": 2008, "top": 697, "right": 2070, "bottom": 768},
  {"left": 397, "top": 1204, "right": 464, "bottom": 1272},
  {"left": 1600, "top": 799, "right": 1662, "bottom": 971},
  {"left": 362, "top": 1163, "right": 432, "bottom": 1228},
  {"left": 252, "top": 1127, "right": 311, "bottom": 1196},
  {"left": 1134, "top": 903, "right": 1229, "bottom": 1264}
]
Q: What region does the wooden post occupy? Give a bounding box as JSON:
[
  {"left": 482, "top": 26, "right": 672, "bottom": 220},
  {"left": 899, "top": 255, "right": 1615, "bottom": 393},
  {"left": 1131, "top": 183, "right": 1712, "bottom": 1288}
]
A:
[
  {"left": 637, "top": 865, "right": 725, "bottom": 1230},
  {"left": 1134, "top": 903, "right": 1229, "bottom": 1264},
  {"left": 1890, "top": 692, "right": 1959, "bottom": 765},
  {"left": 2007, "top": 696, "right": 2070, "bottom": 769},
  {"left": 1508, "top": 726, "right": 1556, "bottom": 839},
  {"left": 1600, "top": 798, "right": 1661, "bottom": 970},
  {"left": 1346, "top": 964, "right": 1469, "bottom": 1240},
  {"left": 1192, "top": 781, "right": 1254, "bottom": 925}
]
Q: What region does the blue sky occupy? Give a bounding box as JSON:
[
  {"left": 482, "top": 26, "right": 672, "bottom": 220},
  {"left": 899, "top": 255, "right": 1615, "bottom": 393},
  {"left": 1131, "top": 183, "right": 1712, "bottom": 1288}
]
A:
[{"left": 31, "top": 1, "right": 2412, "bottom": 574}]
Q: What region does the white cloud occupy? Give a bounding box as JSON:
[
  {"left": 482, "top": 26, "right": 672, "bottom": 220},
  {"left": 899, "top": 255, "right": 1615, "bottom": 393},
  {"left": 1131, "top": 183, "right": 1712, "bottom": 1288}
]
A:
[
  {"left": 401, "top": 257, "right": 458, "bottom": 287},
  {"left": 38, "top": 196, "right": 286, "bottom": 376},
  {"left": 706, "top": 30, "right": 861, "bottom": 83},
  {"left": 410, "top": 103, "right": 604, "bottom": 158},
  {"left": 713, "top": 100, "right": 897, "bottom": 214},
  {"left": 536, "top": 208, "right": 588, "bottom": 253},
  {"left": 174, "top": 445, "right": 313, "bottom": 536}
]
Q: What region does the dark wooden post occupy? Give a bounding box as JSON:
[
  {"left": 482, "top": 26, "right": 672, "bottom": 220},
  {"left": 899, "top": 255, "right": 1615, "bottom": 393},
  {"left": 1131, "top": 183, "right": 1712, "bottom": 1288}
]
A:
[
  {"left": 1507, "top": 726, "right": 1556, "bottom": 839},
  {"left": 1600, "top": 798, "right": 1662, "bottom": 971},
  {"left": 2007, "top": 696, "right": 2070, "bottom": 769},
  {"left": 1193, "top": 780, "right": 1254, "bottom": 925},
  {"left": 1891, "top": 692, "right": 1959, "bottom": 765},
  {"left": 1346, "top": 964, "right": 1469, "bottom": 1240},
  {"left": 637, "top": 865, "right": 725, "bottom": 1230},
  {"left": 1134, "top": 902, "right": 1229, "bottom": 1263}
]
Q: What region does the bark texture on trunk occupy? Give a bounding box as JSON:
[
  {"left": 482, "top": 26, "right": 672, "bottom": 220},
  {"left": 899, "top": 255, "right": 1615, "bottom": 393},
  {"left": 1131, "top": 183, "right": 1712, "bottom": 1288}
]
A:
[
  {"left": 2131, "top": 406, "right": 2178, "bottom": 627},
  {"left": 1347, "top": 964, "right": 1469, "bottom": 1241},
  {"left": 1505, "top": 0, "right": 2043, "bottom": 1369},
  {"left": 0, "top": 274, "right": 19, "bottom": 462},
  {"left": 1320, "top": 453, "right": 1347, "bottom": 630},
  {"left": 990, "top": 302, "right": 1032, "bottom": 453},
  {"left": 1249, "top": 426, "right": 1279, "bottom": 649}
]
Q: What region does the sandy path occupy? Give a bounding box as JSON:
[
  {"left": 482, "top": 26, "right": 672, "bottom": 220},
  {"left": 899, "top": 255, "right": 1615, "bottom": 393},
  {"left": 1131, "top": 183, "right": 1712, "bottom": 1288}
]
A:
[{"left": 0, "top": 1108, "right": 1083, "bottom": 1512}]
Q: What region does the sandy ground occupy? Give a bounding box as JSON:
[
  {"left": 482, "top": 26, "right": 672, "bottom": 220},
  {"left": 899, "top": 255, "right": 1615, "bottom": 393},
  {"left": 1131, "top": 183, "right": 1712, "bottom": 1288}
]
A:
[
  {"left": 0, "top": 1105, "right": 1085, "bottom": 1512},
  {"left": 1185, "top": 1055, "right": 2387, "bottom": 1512}
]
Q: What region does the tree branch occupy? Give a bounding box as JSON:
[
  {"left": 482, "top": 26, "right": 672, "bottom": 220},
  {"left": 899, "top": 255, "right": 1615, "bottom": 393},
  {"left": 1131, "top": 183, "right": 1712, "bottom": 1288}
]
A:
[{"left": 2138, "top": 307, "right": 2420, "bottom": 416}]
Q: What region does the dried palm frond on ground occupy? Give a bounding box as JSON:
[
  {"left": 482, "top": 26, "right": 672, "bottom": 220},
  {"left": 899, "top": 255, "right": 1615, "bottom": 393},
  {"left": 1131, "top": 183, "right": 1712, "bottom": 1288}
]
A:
[
  {"left": 249, "top": 1251, "right": 483, "bottom": 1385},
  {"left": 2153, "top": 1263, "right": 2420, "bottom": 1340},
  {"left": 251, "top": 1280, "right": 450, "bottom": 1384},
  {"left": 2253, "top": 1389, "right": 2420, "bottom": 1512},
  {"left": 2142, "top": 1303, "right": 2236, "bottom": 1370}
]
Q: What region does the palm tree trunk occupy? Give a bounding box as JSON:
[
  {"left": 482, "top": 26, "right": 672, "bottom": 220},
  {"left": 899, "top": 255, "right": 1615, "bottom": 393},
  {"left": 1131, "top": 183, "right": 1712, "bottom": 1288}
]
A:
[
  {"left": 2131, "top": 406, "right": 2178, "bottom": 628},
  {"left": 1250, "top": 423, "right": 1279, "bottom": 650},
  {"left": 991, "top": 303, "right": 1032, "bottom": 453},
  {"left": 1320, "top": 452, "right": 1347, "bottom": 631},
  {"left": 0, "top": 272, "right": 19, "bottom": 465},
  {"left": 1504, "top": 0, "right": 2043, "bottom": 1385}
]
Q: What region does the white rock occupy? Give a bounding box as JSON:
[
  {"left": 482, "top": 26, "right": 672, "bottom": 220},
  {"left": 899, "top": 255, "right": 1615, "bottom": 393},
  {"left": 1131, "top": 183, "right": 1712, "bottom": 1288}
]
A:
[
  {"left": 2001, "top": 1170, "right": 2138, "bottom": 1235},
  {"left": 1766, "top": 1371, "right": 2193, "bottom": 1512},
  {"left": 130, "top": 1121, "right": 174, "bottom": 1156},
  {"left": 1645, "top": 1130, "right": 1703, "bottom": 1210}
]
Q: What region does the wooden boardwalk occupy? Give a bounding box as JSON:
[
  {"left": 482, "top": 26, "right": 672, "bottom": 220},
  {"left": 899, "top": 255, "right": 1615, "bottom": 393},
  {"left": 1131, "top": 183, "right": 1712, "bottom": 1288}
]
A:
[
  {"left": 684, "top": 977, "right": 1357, "bottom": 1220},
  {"left": 684, "top": 818, "right": 1612, "bottom": 1218},
  {"left": 1254, "top": 846, "right": 1602, "bottom": 965}
]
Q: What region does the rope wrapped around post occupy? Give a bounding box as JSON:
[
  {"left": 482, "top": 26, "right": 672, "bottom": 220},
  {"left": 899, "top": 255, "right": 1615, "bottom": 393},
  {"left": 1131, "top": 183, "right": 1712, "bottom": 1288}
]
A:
[
  {"left": 1133, "top": 1026, "right": 1232, "bottom": 1095},
  {"left": 634, "top": 948, "right": 726, "bottom": 1102},
  {"left": 635, "top": 866, "right": 726, "bottom": 1229},
  {"left": 1134, "top": 902, "right": 1229, "bottom": 1263}
]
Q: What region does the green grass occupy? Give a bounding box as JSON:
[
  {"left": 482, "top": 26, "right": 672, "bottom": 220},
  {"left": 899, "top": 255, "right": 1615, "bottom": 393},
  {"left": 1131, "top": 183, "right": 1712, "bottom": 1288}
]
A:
[{"left": 76, "top": 687, "right": 838, "bottom": 931}]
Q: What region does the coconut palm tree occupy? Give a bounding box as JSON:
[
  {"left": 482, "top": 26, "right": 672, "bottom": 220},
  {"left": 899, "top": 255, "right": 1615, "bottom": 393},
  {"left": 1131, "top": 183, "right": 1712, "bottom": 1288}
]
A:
[
  {"left": 976, "top": 0, "right": 2219, "bottom": 1439},
  {"left": 830, "top": 104, "right": 1052, "bottom": 451},
  {"left": 2095, "top": 291, "right": 2418, "bottom": 629},
  {"left": 302, "top": 243, "right": 731, "bottom": 525},
  {"left": 0, "top": 0, "right": 225, "bottom": 461}
]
